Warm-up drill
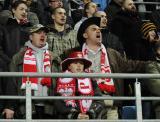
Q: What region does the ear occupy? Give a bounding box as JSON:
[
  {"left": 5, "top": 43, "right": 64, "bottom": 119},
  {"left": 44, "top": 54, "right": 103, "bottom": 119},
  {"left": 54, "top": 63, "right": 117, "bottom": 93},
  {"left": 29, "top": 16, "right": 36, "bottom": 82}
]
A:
[
  {"left": 29, "top": 35, "right": 32, "bottom": 40},
  {"left": 68, "top": 64, "right": 71, "bottom": 70},
  {"left": 51, "top": 14, "right": 55, "bottom": 20},
  {"left": 83, "top": 33, "right": 88, "bottom": 39},
  {"left": 122, "top": 6, "right": 125, "bottom": 10},
  {"left": 49, "top": 2, "right": 52, "bottom": 6},
  {"left": 12, "top": 8, "right": 15, "bottom": 14},
  {"left": 85, "top": 8, "right": 89, "bottom": 14}
]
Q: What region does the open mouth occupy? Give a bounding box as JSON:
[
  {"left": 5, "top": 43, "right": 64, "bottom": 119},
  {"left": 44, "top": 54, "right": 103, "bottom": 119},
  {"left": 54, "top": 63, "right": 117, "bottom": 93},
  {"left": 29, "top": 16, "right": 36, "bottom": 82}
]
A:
[
  {"left": 76, "top": 69, "right": 82, "bottom": 72},
  {"left": 96, "top": 35, "right": 100, "bottom": 38},
  {"left": 61, "top": 19, "right": 66, "bottom": 22},
  {"left": 40, "top": 38, "right": 45, "bottom": 42}
]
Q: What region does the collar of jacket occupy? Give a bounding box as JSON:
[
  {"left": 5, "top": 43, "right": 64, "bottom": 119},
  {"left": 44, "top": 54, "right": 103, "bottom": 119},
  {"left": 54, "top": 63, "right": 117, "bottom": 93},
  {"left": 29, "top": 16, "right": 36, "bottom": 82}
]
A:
[
  {"left": 7, "top": 18, "right": 31, "bottom": 27},
  {"left": 44, "top": 6, "right": 52, "bottom": 13},
  {"left": 47, "top": 24, "right": 73, "bottom": 33}
]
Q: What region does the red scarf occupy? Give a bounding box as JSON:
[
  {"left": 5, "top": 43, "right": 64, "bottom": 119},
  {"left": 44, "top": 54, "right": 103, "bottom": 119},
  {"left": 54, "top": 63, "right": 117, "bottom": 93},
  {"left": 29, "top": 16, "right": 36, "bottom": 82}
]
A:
[
  {"left": 56, "top": 70, "right": 94, "bottom": 113},
  {"left": 21, "top": 48, "right": 51, "bottom": 90},
  {"left": 82, "top": 43, "right": 115, "bottom": 93}
]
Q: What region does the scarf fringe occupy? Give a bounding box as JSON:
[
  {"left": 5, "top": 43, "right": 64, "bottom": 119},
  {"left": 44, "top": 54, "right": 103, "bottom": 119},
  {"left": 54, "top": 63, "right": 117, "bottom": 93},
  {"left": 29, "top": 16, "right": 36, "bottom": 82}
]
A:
[{"left": 21, "top": 82, "right": 38, "bottom": 90}]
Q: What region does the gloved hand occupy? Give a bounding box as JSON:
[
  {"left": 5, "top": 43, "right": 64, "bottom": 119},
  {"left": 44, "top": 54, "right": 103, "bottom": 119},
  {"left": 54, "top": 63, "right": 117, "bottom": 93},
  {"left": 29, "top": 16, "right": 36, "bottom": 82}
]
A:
[
  {"left": 87, "top": 109, "right": 96, "bottom": 119},
  {"left": 68, "top": 108, "right": 79, "bottom": 119},
  {"left": 88, "top": 102, "right": 104, "bottom": 119}
]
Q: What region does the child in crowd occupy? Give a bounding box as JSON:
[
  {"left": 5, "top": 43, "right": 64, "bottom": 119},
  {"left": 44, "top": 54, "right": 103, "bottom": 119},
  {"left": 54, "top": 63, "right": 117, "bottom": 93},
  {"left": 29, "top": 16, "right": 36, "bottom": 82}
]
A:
[{"left": 54, "top": 51, "right": 105, "bottom": 119}]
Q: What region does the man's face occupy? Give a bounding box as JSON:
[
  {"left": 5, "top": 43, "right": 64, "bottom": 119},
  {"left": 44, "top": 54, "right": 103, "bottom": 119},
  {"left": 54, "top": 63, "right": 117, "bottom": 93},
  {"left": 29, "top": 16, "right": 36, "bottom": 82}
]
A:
[
  {"left": 12, "top": 3, "right": 28, "bottom": 20},
  {"left": 156, "top": 48, "right": 160, "bottom": 58},
  {"left": 30, "top": 30, "right": 47, "bottom": 48},
  {"left": 68, "top": 60, "right": 84, "bottom": 73},
  {"left": 94, "top": 11, "right": 107, "bottom": 28},
  {"left": 148, "top": 30, "right": 159, "bottom": 43},
  {"left": 22, "top": 0, "right": 32, "bottom": 7},
  {"left": 83, "top": 0, "right": 91, "bottom": 5},
  {"left": 52, "top": 8, "right": 66, "bottom": 26},
  {"left": 49, "top": 0, "right": 63, "bottom": 9},
  {"left": 122, "top": 0, "right": 136, "bottom": 12},
  {"left": 83, "top": 25, "right": 102, "bottom": 45},
  {"left": 86, "top": 2, "right": 97, "bottom": 16}
]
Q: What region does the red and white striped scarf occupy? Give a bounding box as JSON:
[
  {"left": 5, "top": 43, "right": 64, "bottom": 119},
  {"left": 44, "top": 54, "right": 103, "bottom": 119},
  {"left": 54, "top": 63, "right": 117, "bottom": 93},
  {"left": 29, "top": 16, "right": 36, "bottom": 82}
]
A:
[
  {"left": 56, "top": 70, "right": 94, "bottom": 113},
  {"left": 82, "top": 43, "right": 115, "bottom": 93},
  {"left": 21, "top": 48, "right": 51, "bottom": 90}
]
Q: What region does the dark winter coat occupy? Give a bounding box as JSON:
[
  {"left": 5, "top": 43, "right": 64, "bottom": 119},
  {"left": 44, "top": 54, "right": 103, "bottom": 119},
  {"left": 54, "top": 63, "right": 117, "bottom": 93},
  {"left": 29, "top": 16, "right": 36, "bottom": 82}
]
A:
[
  {"left": 106, "top": 48, "right": 146, "bottom": 97},
  {"left": 2, "top": 18, "right": 30, "bottom": 61},
  {"left": 5, "top": 47, "right": 56, "bottom": 117},
  {"left": 101, "top": 28, "right": 125, "bottom": 56},
  {"left": 104, "top": 0, "right": 122, "bottom": 27},
  {"left": 110, "top": 10, "right": 143, "bottom": 60}
]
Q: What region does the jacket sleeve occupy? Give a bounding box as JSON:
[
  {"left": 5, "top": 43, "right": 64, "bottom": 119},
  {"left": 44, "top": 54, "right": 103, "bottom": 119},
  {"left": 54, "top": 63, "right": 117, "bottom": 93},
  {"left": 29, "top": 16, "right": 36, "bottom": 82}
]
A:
[
  {"left": 111, "top": 48, "right": 147, "bottom": 73},
  {"left": 145, "top": 62, "right": 160, "bottom": 95},
  {"left": 5, "top": 48, "right": 25, "bottom": 111},
  {"left": 92, "top": 79, "right": 102, "bottom": 96}
]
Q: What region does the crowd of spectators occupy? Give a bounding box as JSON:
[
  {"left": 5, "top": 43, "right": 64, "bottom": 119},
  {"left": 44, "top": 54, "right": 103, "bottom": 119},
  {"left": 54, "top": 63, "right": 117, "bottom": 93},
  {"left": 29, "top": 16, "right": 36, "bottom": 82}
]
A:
[{"left": 0, "top": 0, "right": 160, "bottom": 120}]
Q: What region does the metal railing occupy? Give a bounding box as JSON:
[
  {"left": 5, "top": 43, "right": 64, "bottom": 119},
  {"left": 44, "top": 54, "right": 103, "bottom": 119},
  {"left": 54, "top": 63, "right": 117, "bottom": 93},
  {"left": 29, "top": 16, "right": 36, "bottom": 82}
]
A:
[{"left": 0, "top": 72, "right": 160, "bottom": 122}]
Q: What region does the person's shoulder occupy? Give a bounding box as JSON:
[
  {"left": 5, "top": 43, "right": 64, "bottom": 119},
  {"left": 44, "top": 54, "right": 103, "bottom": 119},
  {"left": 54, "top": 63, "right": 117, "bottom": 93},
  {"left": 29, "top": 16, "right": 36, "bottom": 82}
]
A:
[
  {"left": 17, "top": 47, "right": 27, "bottom": 56},
  {"left": 107, "top": 47, "right": 118, "bottom": 53},
  {"left": 11, "top": 47, "right": 27, "bottom": 65}
]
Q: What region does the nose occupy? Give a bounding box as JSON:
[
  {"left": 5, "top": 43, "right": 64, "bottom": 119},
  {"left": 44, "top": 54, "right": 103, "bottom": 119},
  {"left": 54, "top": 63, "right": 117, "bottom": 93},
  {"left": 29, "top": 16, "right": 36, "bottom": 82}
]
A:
[
  {"left": 77, "top": 63, "right": 82, "bottom": 67},
  {"left": 96, "top": 28, "right": 101, "bottom": 32}
]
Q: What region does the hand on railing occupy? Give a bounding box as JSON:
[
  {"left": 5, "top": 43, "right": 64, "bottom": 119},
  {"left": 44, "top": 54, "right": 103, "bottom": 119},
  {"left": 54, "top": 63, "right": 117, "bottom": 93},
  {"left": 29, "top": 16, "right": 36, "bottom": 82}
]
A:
[{"left": 2, "top": 109, "right": 14, "bottom": 119}]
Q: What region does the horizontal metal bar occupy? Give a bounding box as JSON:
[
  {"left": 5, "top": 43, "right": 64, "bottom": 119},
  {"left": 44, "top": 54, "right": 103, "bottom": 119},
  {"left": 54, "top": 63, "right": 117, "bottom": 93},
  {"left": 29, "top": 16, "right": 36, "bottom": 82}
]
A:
[
  {"left": 134, "top": 2, "right": 160, "bottom": 4},
  {"left": 0, "top": 120, "right": 25, "bottom": 122},
  {"left": 141, "top": 97, "right": 160, "bottom": 100},
  {"left": 1, "top": 119, "right": 160, "bottom": 122},
  {"left": 0, "top": 120, "right": 137, "bottom": 122},
  {"left": 32, "top": 120, "right": 137, "bottom": 122},
  {"left": 138, "top": 11, "right": 152, "bottom": 13},
  {"left": 1, "top": 72, "right": 160, "bottom": 79},
  {"left": 0, "top": 96, "right": 136, "bottom": 100},
  {"left": 1, "top": 96, "right": 160, "bottom": 101}
]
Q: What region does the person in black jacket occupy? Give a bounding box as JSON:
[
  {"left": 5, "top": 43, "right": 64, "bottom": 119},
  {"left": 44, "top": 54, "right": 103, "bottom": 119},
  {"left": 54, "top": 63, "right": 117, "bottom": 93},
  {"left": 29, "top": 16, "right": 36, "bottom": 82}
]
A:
[
  {"left": 104, "top": 0, "right": 123, "bottom": 27},
  {"left": 54, "top": 51, "right": 105, "bottom": 119},
  {"left": 0, "top": 25, "right": 9, "bottom": 118},
  {"left": 110, "top": 0, "right": 143, "bottom": 60},
  {"left": 94, "top": 11, "right": 125, "bottom": 56},
  {"left": 1, "top": 1, "right": 30, "bottom": 67}
]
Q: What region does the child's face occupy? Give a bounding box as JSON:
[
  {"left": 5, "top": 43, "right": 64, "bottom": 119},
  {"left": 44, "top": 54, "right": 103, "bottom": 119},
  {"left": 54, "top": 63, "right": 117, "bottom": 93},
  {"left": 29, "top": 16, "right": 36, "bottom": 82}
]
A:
[{"left": 68, "top": 60, "right": 84, "bottom": 73}]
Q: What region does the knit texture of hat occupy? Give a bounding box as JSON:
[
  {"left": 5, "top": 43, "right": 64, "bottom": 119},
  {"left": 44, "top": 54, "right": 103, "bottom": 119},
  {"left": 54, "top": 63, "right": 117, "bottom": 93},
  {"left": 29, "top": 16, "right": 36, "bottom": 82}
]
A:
[{"left": 141, "top": 22, "right": 157, "bottom": 39}]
